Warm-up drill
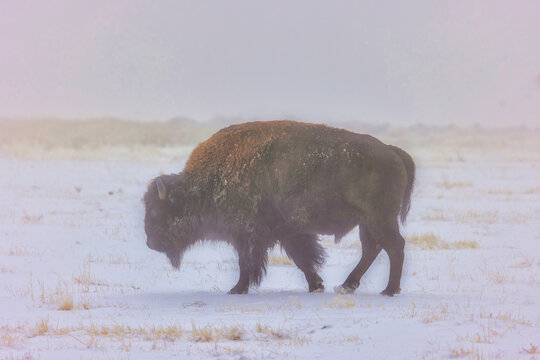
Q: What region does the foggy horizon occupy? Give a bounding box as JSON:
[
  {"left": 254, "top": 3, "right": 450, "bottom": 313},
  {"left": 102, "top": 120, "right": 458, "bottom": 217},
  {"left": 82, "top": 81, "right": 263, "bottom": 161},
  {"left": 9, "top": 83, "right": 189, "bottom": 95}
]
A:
[{"left": 1, "top": 1, "right": 539, "bottom": 127}]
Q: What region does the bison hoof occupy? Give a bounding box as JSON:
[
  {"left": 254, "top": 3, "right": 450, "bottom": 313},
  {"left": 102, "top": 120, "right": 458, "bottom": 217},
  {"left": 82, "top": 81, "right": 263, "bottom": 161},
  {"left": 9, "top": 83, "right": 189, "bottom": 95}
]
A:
[
  {"left": 228, "top": 287, "right": 248, "bottom": 295},
  {"left": 333, "top": 284, "right": 356, "bottom": 295},
  {"left": 380, "top": 287, "right": 401, "bottom": 297},
  {"left": 310, "top": 285, "right": 325, "bottom": 293}
]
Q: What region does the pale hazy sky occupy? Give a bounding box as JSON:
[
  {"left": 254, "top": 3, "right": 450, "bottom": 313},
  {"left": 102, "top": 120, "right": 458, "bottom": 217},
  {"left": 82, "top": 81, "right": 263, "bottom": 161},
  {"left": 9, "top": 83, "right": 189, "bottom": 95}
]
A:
[{"left": 1, "top": 1, "right": 539, "bottom": 126}]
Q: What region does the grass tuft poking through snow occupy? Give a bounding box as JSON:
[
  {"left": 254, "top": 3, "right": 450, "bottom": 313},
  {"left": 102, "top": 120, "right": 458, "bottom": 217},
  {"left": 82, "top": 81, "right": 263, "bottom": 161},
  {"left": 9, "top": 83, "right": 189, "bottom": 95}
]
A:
[
  {"left": 255, "top": 323, "right": 290, "bottom": 339},
  {"left": 522, "top": 344, "right": 540, "bottom": 354},
  {"left": 407, "top": 233, "right": 478, "bottom": 250},
  {"left": 325, "top": 295, "right": 356, "bottom": 309},
  {"left": 268, "top": 253, "right": 294, "bottom": 266},
  {"left": 436, "top": 180, "right": 472, "bottom": 189},
  {"left": 58, "top": 294, "right": 74, "bottom": 311},
  {"left": 31, "top": 319, "right": 49, "bottom": 337}
]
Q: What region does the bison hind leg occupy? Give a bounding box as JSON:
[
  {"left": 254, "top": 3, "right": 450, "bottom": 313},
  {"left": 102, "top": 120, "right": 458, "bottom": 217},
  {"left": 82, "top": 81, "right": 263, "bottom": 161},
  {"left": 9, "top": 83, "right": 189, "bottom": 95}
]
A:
[
  {"left": 338, "top": 224, "right": 382, "bottom": 294},
  {"left": 280, "top": 233, "right": 326, "bottom": 292},
  {"left": 363, "top": 217, "right": 404, "bottom": 296}
]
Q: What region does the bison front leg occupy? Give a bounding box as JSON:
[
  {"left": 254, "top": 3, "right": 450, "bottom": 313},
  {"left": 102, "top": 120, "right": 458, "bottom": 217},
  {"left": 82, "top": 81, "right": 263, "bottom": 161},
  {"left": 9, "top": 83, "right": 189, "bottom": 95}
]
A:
[
  {"left": 229, "top": 241, "right": 250, "bottom": 294},
  {"left": 228, "top": 236, "right": 270, "bottom": 294},
  {"left": 281, "top": 234, "right": 326, "bottom": 293},
  {"left": 228, "top": 255, "right": 250, "bottom": 294}
]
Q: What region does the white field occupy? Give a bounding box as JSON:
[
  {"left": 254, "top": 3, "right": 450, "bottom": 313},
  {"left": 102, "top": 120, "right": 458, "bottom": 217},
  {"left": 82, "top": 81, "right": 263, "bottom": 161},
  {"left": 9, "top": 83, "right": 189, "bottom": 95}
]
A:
[{"left": 1, "top": 141, "right": 539, "bottom": 359}]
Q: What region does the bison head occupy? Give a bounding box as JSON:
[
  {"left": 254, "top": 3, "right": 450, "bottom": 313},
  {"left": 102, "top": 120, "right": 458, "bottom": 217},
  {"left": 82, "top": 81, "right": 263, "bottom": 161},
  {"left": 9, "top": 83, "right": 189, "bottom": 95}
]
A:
[{"left": 143, "top": 174, "right": 200, "bottom": 268}]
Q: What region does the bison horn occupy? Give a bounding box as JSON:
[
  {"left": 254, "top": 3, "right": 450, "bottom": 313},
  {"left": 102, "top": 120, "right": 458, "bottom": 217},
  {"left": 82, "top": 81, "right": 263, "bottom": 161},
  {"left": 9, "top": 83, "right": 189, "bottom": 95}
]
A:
[{"left": 156, "top": 178, "right": 167, "bottom": 200}]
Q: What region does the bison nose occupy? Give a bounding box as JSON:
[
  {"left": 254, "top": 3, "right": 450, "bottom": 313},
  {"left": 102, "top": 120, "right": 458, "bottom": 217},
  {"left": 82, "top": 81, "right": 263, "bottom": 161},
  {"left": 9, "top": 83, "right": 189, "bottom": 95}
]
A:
[{"left": 146, "top": 238, "right": 156, "bottom": 250}]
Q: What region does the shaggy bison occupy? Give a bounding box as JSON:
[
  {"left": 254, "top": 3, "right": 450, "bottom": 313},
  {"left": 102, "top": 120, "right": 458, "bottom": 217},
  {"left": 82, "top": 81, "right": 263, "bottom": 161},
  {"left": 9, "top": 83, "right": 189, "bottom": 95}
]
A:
[{"left": 144, "top": 121, "right": 414, "bottom": 295}]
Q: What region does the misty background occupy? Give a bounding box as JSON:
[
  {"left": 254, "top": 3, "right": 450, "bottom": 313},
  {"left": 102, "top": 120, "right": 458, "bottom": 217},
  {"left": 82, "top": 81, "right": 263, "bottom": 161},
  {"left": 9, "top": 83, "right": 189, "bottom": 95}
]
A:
[{"left": 1, "top": 0, "right": 539, "bottom": 127}]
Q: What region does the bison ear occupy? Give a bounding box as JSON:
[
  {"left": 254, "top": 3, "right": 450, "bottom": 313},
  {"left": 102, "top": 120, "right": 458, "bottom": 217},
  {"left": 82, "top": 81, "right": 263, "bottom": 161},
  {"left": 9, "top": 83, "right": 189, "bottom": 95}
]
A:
[{"left": 156, "top": 178, "right": 167, "bottom": 200}]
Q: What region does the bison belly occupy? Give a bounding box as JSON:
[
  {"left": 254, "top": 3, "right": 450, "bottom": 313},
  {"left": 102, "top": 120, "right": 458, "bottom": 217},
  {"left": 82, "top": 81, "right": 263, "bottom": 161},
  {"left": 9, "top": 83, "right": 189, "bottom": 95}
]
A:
[{"left": 277, "top": 190, "right": 361, "bottom": 240}]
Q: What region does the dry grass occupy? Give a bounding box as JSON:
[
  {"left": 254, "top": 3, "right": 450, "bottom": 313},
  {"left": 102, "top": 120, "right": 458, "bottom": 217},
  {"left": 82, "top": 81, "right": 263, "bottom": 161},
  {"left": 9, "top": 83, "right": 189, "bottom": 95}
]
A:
[
  {"left": 191, "top": 324, "right": 218, "bottom": 342},
  {"left": 44, "top": 321, "right": 290, "bottom": 345},
  {"left": 86, "top": 253, "right": 132, "bottom": 265},
  {"left": 9, "top": 321, "right": 260, "bottom": 345},
  {"left": 58, "top": 294, "right": 74, "bottom": 311},
  {"left": 255, "top": 323, "right": 290, "bottom": 339},
  {"left": 191, "top": 324, "right": 245, "bottom": 342},
  {"left": 522, "top": 344, "right": 540, "bottom": 354},
  {"left": 42, "top": 283, "right": 76, "bottom": 310},
  {"left": 320, "top": 235, "right": 361, "bottom": 249},
  {"left": 342, "top": 335, "right": 361, "bottom": 343},
  {"left": 485, "top": 189, "right": 513, "bottom": 195},
  {"left": 324, "top": 295, "right": 356, "bottom": 309},
  {"left": 475, "top": 311, "right": 532, "bottom": 327},
  {"left": 17, "top": 276, "right": 91, "bottom": 310},
  {"left": 486, "top": 270, "right": 507, "bottom": 284},
  {"left": 22, "top": 213, "right": 43, "bottom": 224},
  {"left": 421, "top": 302, "right": 449, "bottom": 324},
  {"left": 456, "top": 210, "right": 498, "bottom": 224},
  {"left": 451, "top": 241, "right": 478, "bottom": 249},
  {"left": 9, "top": 246, "right": 41, "bottom": 257},
  {"left": 86, "top": 323, "right": 185, "bottom": 342},
  {"left": 523, "top": 186, "right": 540, "bottom": 194},
  {"left": 505, "top": 212, "right": 529, "bottom": 224},
  {"left": 216, "top": 303, "right": 266, "bottom": 313},
  {"left": 0, "top": 326, "right": 24, "bottom": 347},
  {"left": 217, "top": 297, "right": 302, "bottom": 314},
  {"left": 107, "top": 255, "right": 132, "bottom": 265},
  {"left": 268, "top": 253, "right": 294, "bottom": 266},
  {"left": 454, "top": 323, "right": 502, "bottom": 345},
  {"left": 19, "top": 321, "right": 253, "bottom": 344},
  {"left": 469, "top": 326, "right": 495, "bottom": 344},
  {"left": 406, "top": 232, "right": 443, "bottom": 249},
  {"left": 511, "top": 256, "right": 536, "bottom": 269},
  {"left": 407, "top": 233, "right": 478, "bottom": 250},
  {"left": 72, "top": 264, "right": 105, "bottom": 292},
  {"left": 0, "top": 266, "right": 14, "bottom": 274},
  {"left": 436, "top": 180, "right": 472, "bottom": 189},
  {"left": 31, "top": 319, "right": 49, "bottom": 337},
  {"left": 449, "top": 345, "right": 485, "bottom": 360},
  {"left": 221, "top": 326, "right": 244, "bottom": 341},
  {"left": 421, "top": 210, "right": 450, "bottom": 221}
]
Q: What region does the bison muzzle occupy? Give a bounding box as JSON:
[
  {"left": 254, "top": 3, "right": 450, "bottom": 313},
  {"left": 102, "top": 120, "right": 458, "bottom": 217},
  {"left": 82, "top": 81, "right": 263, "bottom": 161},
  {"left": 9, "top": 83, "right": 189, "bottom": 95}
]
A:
[{"left": 143, "top": 120, "right": 415, "bottom": 296}]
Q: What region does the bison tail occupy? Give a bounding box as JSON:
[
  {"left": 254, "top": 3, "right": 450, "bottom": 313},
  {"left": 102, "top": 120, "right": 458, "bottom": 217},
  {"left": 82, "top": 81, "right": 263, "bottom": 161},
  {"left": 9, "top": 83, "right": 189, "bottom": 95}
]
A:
[{"left": 389, "top": 145, "right": 415, "bottom": 224}]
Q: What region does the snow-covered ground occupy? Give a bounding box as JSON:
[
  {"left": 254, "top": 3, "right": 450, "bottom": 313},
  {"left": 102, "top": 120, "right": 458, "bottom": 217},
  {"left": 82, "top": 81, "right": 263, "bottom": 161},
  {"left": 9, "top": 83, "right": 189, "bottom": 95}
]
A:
[{"left": 0, "top": 147, "right": 539, "bottom": 359}]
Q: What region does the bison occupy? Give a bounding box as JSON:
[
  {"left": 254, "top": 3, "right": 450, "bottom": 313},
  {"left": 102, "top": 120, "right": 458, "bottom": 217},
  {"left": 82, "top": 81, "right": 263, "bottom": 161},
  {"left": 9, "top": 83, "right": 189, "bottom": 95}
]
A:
[{"left": 143, "top": 120, "right": 415, "bottom": 296}]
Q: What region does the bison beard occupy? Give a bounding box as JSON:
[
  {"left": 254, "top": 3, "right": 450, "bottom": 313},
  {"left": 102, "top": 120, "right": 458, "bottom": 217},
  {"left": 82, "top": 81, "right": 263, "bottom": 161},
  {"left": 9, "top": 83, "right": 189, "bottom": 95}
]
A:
[{"left": 143, "top": 120, "right": 415, "bottom": 296}]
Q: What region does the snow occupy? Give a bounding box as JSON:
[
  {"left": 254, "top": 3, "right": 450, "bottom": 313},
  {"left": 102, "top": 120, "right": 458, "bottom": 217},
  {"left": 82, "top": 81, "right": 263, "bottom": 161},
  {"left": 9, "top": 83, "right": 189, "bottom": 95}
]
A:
[{"left": 0, "top": 148, "right": 539, "bottom": 359}]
